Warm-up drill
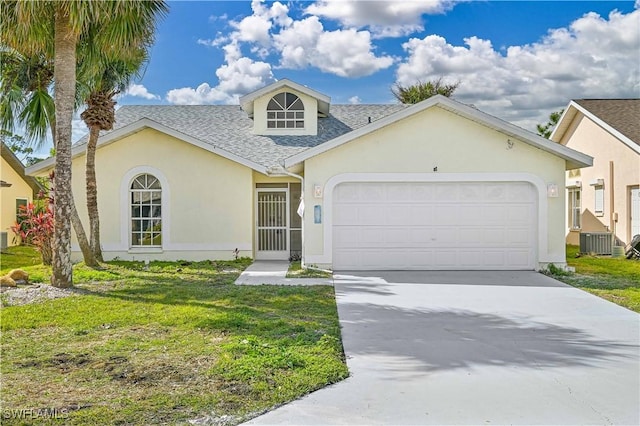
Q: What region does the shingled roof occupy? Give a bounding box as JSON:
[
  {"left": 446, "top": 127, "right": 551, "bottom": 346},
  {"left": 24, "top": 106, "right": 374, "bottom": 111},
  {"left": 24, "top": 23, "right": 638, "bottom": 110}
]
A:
[
  {"left": 573, "top": 99, "right": 640, "bottom": 146},
  {"left": 72, "top": 104, "right": 408, "bottom": 168}
]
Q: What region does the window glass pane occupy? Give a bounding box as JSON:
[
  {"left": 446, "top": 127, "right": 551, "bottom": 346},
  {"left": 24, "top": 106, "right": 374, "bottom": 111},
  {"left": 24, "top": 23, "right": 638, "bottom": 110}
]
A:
[
  {"left": 267, "top": 99, "right": 281, "bottom": 110},
  {"left": 267, "top": 121, "right": 275, "bottom": 128},
  {"left": 273, "top": 93, "right": 285, "bottom": 107},
  {"left": 267, "top": 112, "right": 275, "bottom": 119},
  {"left": 276, "top": 111, "right": 285, "bottom": 119},
  {"left": 130, "top": 173, "right": 162, "bottom": 246},
  {"left": 289, "top": 96, "right": 304, "bottom": 110},
  {"left": 295, "top": 121, "right": 304, "bottom": 128},
  {"left": 16, "top": 199, "right": 28, "bottom": 218},
  {"left": 276, "top": 121, "right": 285, "bottom": 128},
  {"left": 295, "top": 111, "right": 304, "bottom": 119},
  {"left": 595, "top": 186, "right": 604, "bottom": 214},
  {"left": 286, "top": 111, "right": 294, "bottom": 119},
  {"left": 286, "top": 121, "right": 294, "bottom": 128}
]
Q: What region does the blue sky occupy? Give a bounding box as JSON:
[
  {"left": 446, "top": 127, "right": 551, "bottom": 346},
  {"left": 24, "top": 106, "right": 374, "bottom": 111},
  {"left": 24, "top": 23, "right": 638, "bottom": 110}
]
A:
[{"left": 72, "top": 0, "right": 640, "bottom": 143}]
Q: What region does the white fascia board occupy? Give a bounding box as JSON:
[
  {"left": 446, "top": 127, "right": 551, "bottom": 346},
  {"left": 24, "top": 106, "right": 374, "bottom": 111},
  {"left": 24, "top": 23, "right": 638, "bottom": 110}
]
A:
[
  {"left": 284, "top": 95, "right": 593, "bottom": 170},
  {"left": 555, "top": 101, "right": 640, "bottom": 155},
  {"left": 549, "top": 102, "right": 576, "bottom": 143},
  {"left": 26, "top": 118, "right": 268, "bottom": 176},
  {"left": 239, "top": 79, "right": 331, "bottom": 116}
]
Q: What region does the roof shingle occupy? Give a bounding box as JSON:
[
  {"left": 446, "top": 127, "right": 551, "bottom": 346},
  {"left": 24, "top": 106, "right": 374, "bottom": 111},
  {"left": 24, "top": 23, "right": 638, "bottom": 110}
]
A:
[
  {"left": 574, "top": 99, "right": 640, "bottom": 146},
  {"left": 76, "top": 104, "right": 408, "bottom": 168}
]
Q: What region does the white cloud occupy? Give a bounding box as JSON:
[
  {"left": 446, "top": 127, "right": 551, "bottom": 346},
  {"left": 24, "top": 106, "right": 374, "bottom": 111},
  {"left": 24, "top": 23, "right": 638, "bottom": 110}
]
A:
[
  {"left": 124, "top": 84, "right": 160, "bottom": 100},
  {"left": 166, "top": 58, "right": 275, "bottom": 105},
  {"left": 306, "top": 0, "right": 460, "bottom": 38},
  {"left": 274, "top": 16, "right": 393, "bottom": 77},
  {"left": 396, "top": 9, "right": 640, "bottom": 130},
  {"left": 168, "top": 0, "right": 398, "bottom": 105},
  {"left": 348, "top": 95, "right": 361, "bottom": 104}
]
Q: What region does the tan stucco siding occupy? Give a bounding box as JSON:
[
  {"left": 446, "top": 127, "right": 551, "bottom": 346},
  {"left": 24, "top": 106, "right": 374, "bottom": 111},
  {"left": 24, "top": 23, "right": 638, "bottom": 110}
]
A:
[
  {"left": 1, "top": 156, "right": 33, "bottom": 246},
  {"left": 67, "top": 128, "right": 254, "bottom": 261},
  {"left": 561, "top": 114, "right": 640, "bottom": 244},
  {"left": 303, "top": 106, "right": 567, "bottom": 268}
]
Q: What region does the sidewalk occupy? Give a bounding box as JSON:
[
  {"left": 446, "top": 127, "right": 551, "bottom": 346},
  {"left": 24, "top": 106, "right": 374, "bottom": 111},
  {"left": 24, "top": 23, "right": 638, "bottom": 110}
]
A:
[{"left": 234, "top": 261, "right": 333, "bottom": 286}]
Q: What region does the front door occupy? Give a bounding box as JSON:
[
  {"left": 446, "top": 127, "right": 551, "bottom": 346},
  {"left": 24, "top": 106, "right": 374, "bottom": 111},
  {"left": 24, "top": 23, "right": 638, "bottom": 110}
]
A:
[{"left": 256, "top": 188, "right": 289, "bottom": 260}]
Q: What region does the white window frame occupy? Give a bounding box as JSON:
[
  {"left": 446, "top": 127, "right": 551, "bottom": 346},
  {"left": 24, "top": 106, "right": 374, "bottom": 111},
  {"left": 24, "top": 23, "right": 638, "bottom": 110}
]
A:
[
  {"left": 267, "top": 92, "right": 304, "bottom": 129},
  {"left": 568, "top": 187, "right": 581, "bottom": 229},
  {"left": 130, "top": 173, "right": 162, "bottom": 248}
]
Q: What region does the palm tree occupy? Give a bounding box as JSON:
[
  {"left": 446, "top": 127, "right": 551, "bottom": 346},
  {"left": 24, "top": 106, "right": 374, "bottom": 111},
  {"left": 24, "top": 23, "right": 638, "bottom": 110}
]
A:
[
  {"left": 1, "top": 1, "right": 168, "bottom": 287},
  {"left": 0, "top": 46, "right": 98, "bottom": 268},
  {"left": 78, "top": 49, "right": 149, "bottom": 262},
  {"left": 392, "top": 77, "right": 460, "bottom": 104}
]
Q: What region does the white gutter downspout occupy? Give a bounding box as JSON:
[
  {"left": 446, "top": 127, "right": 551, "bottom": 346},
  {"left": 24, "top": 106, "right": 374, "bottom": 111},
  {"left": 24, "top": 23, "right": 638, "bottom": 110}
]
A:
[{"left": 268, "top": 164, "right": 331, "bottom": 273}]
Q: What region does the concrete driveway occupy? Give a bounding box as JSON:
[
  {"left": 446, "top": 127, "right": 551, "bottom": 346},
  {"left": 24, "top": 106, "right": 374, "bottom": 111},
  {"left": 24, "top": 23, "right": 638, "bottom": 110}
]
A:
[{"left": 247, "top": 271, "right": 640, "bottom": 425}]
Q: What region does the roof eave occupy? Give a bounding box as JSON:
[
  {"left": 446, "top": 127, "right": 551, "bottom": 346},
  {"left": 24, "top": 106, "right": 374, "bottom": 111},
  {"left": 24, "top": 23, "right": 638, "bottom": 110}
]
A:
[
  {"left": 284, "top": 95, "right": 593, "bottom": 170},
  {"left": 552, "top": 100, "right": 640, "bottom": 155},
  {"left": 27, "top": 118, "right": 270, "bottom": 176}
]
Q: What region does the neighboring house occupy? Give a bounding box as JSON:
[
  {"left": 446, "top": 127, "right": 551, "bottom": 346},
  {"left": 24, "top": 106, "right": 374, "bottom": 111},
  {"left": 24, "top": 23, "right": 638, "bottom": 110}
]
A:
[
  {"left": 1, "top": 142, "right": 43, "bottom": 247},
  {"left": 27, "top": 79, "right": 592, "bottom": 270},
  {"left": 551, "top": 99, "right": 640, "bottom": 246}
]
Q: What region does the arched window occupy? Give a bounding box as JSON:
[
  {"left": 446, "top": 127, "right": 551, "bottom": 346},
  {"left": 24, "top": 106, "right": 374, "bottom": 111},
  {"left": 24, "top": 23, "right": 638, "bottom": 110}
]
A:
[
  {"left": 267, "top": 92, "right": 304, "bottom": 129},
  {"left": 130, "top": 174, "right": 162, "bottom": 246}
]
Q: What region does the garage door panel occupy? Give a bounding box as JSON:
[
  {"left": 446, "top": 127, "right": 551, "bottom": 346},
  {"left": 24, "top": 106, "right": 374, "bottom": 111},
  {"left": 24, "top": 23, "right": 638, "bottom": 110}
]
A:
[{"left": 333, "top": 181, "right": 536, "bottom": 270}]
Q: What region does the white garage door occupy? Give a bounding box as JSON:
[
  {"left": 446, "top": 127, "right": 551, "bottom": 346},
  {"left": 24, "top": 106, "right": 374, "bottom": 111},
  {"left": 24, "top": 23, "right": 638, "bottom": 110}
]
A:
[{"left": 333, "top": 181, "right": 537, "bottom": 270}]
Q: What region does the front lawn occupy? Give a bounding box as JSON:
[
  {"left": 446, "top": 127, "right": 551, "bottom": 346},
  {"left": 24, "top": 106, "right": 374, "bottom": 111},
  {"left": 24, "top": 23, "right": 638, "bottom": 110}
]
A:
[
  {"left": 551, "top": 245, "right": 640, "bottom": 313},
  {"left": 286, "top": 261, "right": 332, "bottom": 278},
  {"left": 0, "top": 248, "right": 348, "bottom": 425}
]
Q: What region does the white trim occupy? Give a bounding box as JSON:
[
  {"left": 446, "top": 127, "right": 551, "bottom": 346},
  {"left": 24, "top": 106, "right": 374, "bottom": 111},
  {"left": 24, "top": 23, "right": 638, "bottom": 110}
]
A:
[
  {"left": 552, "top": 101, "right": 640, "bottom": 155},
  {"left": 74, "top": 242, "right": 252, "bottom": 252},
  {"left": 308, "top": 172, "right": 551, "bottom": 268},
  {"left": 26, "top": 118, "right": 269, "bottom": 175},
  {"left": 284, "top": 95, "right": 592, "bottom": 170},
  {"left": 120, "top": 166, "right": 171, "bottom": 251}
]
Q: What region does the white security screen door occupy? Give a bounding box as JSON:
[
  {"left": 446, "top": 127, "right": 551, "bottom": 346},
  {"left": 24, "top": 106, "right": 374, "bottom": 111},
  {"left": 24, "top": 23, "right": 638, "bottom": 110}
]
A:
[{"left": 256, "top": 189, "right": 289, "bottom": 260}]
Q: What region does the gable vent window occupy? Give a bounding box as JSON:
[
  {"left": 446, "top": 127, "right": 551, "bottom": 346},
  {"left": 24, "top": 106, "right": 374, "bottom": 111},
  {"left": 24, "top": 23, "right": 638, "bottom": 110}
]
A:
[{"left": 267, "top": 92, "right": 304, "bottom": 129}]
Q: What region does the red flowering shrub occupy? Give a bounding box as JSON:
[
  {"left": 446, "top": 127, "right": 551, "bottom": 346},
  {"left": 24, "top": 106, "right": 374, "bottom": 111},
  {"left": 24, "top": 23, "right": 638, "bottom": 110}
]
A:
[{"left": 12, "top": 201, "right": 54, "bottom": 265}]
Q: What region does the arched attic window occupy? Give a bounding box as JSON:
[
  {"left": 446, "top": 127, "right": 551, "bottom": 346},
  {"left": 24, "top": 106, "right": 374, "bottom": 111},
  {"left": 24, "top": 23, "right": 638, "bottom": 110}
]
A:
[{"left": 267, "top": 92, "right": 304, "bottom": 129}]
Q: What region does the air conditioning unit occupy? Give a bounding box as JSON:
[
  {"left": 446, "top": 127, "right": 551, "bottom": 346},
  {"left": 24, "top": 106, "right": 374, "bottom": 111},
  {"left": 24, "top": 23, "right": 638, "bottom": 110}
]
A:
[
  {"left": 579, "top": 232, "right": 612, "bottom": 255},
  {"left": 0, "top": 232, "right": 7, "bottom": 250}
]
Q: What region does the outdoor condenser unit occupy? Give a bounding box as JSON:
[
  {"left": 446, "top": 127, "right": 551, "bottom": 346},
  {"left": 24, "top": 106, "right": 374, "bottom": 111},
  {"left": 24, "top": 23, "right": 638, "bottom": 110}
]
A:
[
  {"left": 0, "top": 232, "right": 7, "bottom": 251},
  {"left": 579, "top": 232, "right": 612, "bottom": 255}
]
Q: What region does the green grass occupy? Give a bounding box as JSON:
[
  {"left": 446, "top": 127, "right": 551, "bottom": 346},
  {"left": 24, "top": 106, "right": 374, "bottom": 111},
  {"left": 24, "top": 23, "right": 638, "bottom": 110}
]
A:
[
  {"left": 286, "top": 261, "right": 332, "bottom": 278},
  {"left": 0, "top": 249, "right": 348, "bottom": 425},
  {"left": 550, "top": 245, "right": 640, "bottom": 312},
  {"left": 0, "top": 245, "right": 42, "bottom": 271}
]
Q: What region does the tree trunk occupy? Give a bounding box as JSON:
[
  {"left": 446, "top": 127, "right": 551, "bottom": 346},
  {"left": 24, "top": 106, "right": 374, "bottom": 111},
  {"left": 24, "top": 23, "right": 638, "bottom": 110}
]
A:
[
  {"left": 70, "top": 202, "right": 98, "bottom": 267},
  {"left": 51, "top": 9, "right": 77, "bottom": 288},
  {"left": 86, "top": 125, "right": 104, "bottom": 262}
]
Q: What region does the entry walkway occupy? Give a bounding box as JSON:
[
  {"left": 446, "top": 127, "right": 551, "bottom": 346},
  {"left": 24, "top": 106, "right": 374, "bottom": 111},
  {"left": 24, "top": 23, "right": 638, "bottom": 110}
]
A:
[{"left": 234, "top": 261, "right": 333, "bottom": 286}]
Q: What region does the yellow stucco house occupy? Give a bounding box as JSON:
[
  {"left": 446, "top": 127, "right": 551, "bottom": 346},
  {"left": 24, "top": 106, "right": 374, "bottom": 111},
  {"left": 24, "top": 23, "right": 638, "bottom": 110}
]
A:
[
  {"left": 27, "top": 79, "right": 592, "bottom": 270},
  {"left": 551, "top": 99, "right": 640, "bottom": 246},
  {"left": 1, "top": 142, "right": 43, "bottom": 247}
]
